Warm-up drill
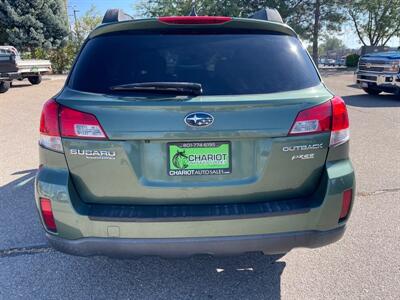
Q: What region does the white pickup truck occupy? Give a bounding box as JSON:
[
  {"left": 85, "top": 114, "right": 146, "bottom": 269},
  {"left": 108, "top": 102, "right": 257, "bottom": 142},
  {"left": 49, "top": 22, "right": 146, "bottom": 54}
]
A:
[{"left": 0, "top": 46, "right": 52, "bottom": 93}]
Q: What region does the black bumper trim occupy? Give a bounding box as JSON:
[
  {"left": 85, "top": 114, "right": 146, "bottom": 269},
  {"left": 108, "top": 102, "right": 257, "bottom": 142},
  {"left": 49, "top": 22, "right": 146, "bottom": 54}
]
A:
[
  {"left": 87, "top": 199, "right": 311, "bottom": 222},
  {"left": 47, "top": 226, "right": 345, "bottom": 258}
]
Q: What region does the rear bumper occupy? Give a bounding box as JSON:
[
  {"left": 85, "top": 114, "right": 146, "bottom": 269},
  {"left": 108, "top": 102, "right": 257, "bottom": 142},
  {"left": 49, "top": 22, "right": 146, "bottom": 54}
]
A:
[
  {"left": 35, "top": 146, "right": 355, "bottom": 257},
  {"left": 47, "top": 226, "right": 345, "bottom": 258},
  {"left": 0, "top": 70, "right": 50, "bottom": 81}
]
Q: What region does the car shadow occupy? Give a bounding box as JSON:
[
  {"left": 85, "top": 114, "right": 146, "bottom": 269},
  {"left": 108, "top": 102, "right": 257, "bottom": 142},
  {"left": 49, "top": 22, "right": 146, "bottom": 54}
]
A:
[
  {"left": 346, "top": 83, "right": 360, "bottom": 89},
  {"left": 1, "top": 169, "right": 286, "bottom": 299},
  {"left": 24, "top": 252, "right": 286, "bottom": 299},
  {"left": 343, "top": 93, "right": 400, "bottom": 108},
  {"left": 0, "top": 169, "right": 48, "bottom": 249},
  {"left": 67, "top": 253, "right": 284, "bottom": 299}
]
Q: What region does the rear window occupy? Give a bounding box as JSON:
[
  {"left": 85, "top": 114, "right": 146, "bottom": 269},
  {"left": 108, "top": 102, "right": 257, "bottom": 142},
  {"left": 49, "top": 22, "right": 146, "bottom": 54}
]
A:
[{"left": 69, "top": 32, "right": 320, "bottom": 95}]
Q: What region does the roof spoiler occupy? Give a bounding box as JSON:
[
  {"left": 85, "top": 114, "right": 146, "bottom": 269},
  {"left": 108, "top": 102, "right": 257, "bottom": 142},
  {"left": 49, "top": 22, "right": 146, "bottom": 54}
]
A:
[
  {"left": 102, "top": 9, "right": 133, "bottom": 24},
  {"left": 249, "top": 8, "right": 283, "bottom": 23},
  {"left": 101, "top": 7, "right": 283, "bottom": 24}
]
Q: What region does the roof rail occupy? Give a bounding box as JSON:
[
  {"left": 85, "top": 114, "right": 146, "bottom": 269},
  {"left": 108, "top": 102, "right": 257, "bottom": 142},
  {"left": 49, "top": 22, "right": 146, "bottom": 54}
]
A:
[
  {"left": 250, "top": 8, "right": 283, "bottom": 23},
  {"left": 102, "top": 9, "right": 133, "bottom": 24}
]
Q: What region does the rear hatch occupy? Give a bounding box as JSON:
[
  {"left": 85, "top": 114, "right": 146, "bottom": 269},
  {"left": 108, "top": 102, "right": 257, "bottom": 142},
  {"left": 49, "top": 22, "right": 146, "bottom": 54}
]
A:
[{"left": 58, "top": 20, "right": 333, "bottom": 205}]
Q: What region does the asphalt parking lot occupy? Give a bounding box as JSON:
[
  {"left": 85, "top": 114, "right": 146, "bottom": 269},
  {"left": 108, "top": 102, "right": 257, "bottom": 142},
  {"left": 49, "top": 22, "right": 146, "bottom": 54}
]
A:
[{"left": 0, "top": 73, "right": 399, "bottom": 299}]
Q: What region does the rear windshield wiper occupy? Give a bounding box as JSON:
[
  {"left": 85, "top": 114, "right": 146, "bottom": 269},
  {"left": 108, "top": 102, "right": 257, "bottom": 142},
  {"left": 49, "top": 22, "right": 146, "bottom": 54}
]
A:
[{"left": 110, "top": 82, "right": 203, "bottom": 96}]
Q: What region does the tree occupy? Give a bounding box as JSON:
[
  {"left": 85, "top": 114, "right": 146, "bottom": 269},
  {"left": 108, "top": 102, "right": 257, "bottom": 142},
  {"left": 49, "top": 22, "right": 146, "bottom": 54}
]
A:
[
  {"left": 136, "top": 1, "right": 306, "bottom": 20},
  {"left": 319, "top": 36, "right": 346, "bottom": 55},
  {"left": 136, "top": 0, "right": 346, "bottom": 63},
  {"left": 323, "top": 36, "right": 345, "bottom": 52},
  {"left": 137, "top": 0, "right": 241, "bottom": 17},
  {"left": 345, "top": 53, "right": 360, "bottom": 67},
  {"left": 72, "top": 5, "right": 102, "bottom": 48},
  {"left": 20, "top": 5, "right": 103, "bottom": 74},
  {"left": 30, "top": 43, "right": 76, "bottom": 74},
  {"left": 347, "top": 0, "right": 400, "bottom": 46},
  {"left": 287, "top": 1, "right": 347, "bottom": 63},
  {"left": 0, "top": 0, "right": 69, "bottom": 49},
  {"left": 20, "top": 6, "right": 103, "bottom": 74},
  {"left": 0, "top": 26, "right": 7, "bottom": 44}
]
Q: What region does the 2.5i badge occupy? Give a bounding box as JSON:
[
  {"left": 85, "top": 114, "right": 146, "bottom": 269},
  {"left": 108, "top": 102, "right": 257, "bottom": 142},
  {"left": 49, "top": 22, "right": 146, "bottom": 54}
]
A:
[{"left": 167, "top": 141, "right": 231, "bottom": 176}]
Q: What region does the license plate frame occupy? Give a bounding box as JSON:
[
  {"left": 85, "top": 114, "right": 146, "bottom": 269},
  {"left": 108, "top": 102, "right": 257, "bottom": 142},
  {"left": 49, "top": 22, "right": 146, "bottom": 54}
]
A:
[{"left": 167, "top": 141, "right": 232, "bottom": 176}]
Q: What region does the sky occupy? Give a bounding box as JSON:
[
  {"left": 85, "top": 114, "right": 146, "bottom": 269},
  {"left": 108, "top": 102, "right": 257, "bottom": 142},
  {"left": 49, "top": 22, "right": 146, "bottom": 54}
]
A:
[
  {"left": 67, "top": 0, "right": 138, "bottom": 18},
  {"left": 67, "top": 0, "right": 399, "bottom": 50}
]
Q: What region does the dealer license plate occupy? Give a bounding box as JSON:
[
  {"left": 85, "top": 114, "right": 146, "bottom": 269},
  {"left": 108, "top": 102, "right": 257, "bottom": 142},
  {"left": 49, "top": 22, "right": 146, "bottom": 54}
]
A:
[{"left": 167, "top": 141, "right": 231, "bottom": 176}]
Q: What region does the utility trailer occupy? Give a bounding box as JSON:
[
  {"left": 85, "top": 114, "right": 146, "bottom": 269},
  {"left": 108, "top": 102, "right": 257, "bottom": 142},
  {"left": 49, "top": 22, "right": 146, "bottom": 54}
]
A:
[{"left": 0, "top": 46, "right": 52, "bottom": 93}]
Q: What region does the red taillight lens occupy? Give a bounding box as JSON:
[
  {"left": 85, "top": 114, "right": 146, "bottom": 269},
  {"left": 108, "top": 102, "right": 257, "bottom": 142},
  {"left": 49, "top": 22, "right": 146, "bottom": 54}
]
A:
[
  {"left": 331, "top": 96, "right": 349, "bottom": 131},
  {"left": 59, "top": 106, "right": 107, "bottom": 139},
  {"left": 339, "top": 189, "right": 353, "bottom": 221},
  {"left": 158, "top": 16, "right": 232, "bottom": 24},
  {"left": 330, "top": 96, "right": 350, "bottom": 146},
  {"left": 40, "top": 99, "right": 59, "bottom": 135},
  {"left": 289, "top": 101, "right": 332, "bottom": 135},
  {"left": 40, "top": 198, "right": 57, "bottom": 232},
  {"left": 39, "top": 99, "right": 63, "bottom": 152}
]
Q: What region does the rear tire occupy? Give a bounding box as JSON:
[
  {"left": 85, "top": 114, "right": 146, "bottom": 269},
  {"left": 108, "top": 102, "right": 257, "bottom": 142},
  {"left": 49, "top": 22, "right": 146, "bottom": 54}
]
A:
[
  {"left": 362, "top": 87, "right": 382, "bottom": 95},
  {"left": 28, "top": 75, "right": 42, "bottom": 85},
  {"left": 0, "top": 81, "right": 10, "bottom": 93}
]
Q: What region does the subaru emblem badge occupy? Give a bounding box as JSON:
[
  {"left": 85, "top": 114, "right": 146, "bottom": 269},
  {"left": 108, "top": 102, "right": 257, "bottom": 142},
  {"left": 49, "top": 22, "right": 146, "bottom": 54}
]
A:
[{"left": 184, "top": 112, "right": 214, "bottom": 127}]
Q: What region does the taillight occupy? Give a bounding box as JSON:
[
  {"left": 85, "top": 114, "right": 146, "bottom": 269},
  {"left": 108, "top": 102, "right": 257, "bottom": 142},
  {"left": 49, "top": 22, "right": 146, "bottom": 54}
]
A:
[
  {"left": 330, "top": 96, "right": 350, "bottom": 147},
  {"left": 158, "top": 16, "right": 232, "bottom": 24},
  {"left": 39, "top": 99, "right": 63, "bottom": 152},
  {"left": 40, "top": 198, "right": 57, "bottom": 232},
  {"left": 339, "top": 189, "right": 353, "bottom": 221},
  {"left": 59, "top": 106, "right": 107, "bottom": 139},
  {"left": 289, "top": 96, "right": 350, "bottom": 147},
  {"left": 39, "top": 100, "right": 107, "bottom": 152},
  {"left": 289, "top": 101, "right": 332, "bottom": 135}
]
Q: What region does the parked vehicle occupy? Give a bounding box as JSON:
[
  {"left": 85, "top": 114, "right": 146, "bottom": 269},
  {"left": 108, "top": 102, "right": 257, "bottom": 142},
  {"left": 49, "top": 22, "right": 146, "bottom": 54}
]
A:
[
  {"left": 337, "top": 57, "right": 346, "bottom": 66},
  {"left": 356, "top": 50, "right": 400, "bottom": 95},
  {"left": 324, "top": 58, "right": 336, "bottom": 66},
  {"left": 319, "top": 58, "right": 327, "bottom": 65},
  {"left": 36, "top": 8, "right": 355, "bottom": 258},
  {"left": 0, "top": 46, "right": 51, "bottom": 93}
]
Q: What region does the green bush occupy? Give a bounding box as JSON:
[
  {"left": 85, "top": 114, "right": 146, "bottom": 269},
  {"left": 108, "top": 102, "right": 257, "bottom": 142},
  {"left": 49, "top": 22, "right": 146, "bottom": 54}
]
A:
[
  {"left": 21, "top": 43, "right": 78, "bottom": 74},
  {"left": 346, "top": 54, "right": 360, "bottom": 67},
  {"left": 48, "top": 43, "right": 77, "bottom": 74}
]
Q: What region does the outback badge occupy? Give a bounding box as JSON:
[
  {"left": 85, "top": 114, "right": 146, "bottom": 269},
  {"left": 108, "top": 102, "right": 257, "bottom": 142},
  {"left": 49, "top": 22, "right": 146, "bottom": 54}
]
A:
[{"left": 184, "top": 112, "right": 214, "bottom": 127}]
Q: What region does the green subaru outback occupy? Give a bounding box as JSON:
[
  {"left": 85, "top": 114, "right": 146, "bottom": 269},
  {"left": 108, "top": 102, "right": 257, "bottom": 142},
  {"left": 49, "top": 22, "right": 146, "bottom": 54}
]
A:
[{"left": 35, "top": 8, "right": 355, "bottom": 257}]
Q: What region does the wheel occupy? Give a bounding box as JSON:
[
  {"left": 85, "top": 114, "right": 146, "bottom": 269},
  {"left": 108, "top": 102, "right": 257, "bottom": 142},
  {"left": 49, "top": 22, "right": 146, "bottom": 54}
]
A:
[
  {"left": 362, "top": 87, "right": 382, "bottom": 95},
  {"left": 0, "top": 81, "right": 10, "bottom": 93},
  {"left": 28, "top": 75, "right": 42, "bottom": 85}
]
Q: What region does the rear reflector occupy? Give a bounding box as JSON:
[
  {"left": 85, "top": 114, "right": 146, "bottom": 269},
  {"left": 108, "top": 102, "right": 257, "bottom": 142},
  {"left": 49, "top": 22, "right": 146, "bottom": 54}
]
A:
[
  {"left": 339, "top": 189, "right": 353, "bottom": 221},
  {"left": 289, "top": 101, "right": 331, "bottom": 135},
  {"left": 39, "top": 99, "right": 63, "bottom": 152},
  {"left": 59, "top": 106, "right": 107, "bottom": 139},
  {"left": 40, "top": 198, "right": 57, "bottom": 232},
  {"left": 158, "top": 16, "right": 232, "bottom": 24}
]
